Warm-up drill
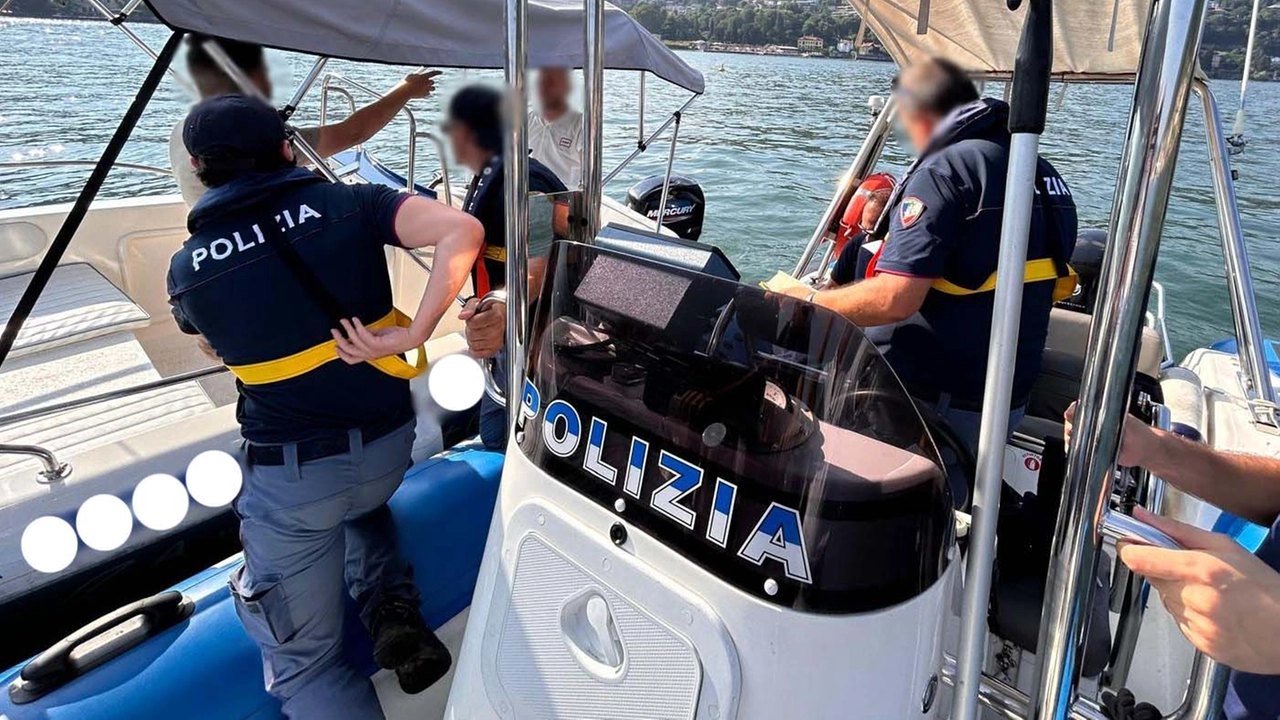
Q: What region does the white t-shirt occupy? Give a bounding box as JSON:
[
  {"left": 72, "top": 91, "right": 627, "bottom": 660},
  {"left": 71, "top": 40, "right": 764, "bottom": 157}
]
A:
[
  {"left": 169, "top": 119, "right": 320, "bottom": 207},
  {"left": 528, "top": 108, "right": 583, "bottom": 189}
]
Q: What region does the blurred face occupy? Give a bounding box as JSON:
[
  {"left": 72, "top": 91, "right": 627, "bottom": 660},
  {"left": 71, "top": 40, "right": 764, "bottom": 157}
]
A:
[
  {"left": 897, "top": 106, "right": 937, "bottom": 154},
  {"left": 537, "top": 68, "right": 571, "bottom": 118},
  {"left": 447, "top": 123, "right": 484, "bottom": 172},
  {"left": 860, "top": 191, "right": 889, "bottom": 230}
]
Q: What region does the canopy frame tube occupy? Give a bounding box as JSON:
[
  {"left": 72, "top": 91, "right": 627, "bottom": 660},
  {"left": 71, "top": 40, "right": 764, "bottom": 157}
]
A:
[
  {"left": 582, "top": 0, "right": 605, "bottom": 237},
  {"left": 503, "top": 0, "right": 531, "bottom": 438}
]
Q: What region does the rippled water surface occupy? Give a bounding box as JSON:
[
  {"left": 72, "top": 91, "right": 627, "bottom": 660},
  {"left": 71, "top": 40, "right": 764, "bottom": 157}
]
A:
[{"left": 2, "top": 18, "right": 1278, "bottom": 356}]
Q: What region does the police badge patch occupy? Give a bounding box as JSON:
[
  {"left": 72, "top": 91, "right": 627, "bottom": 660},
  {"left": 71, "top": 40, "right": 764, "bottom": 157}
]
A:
[{"left": 900, "top": 196, "right": 926, "bottom": 227}]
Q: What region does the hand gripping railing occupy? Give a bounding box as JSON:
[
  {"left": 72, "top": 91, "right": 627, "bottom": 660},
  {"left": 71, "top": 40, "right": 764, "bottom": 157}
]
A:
[
  {"left": 942, "top": 508, "right": 1228, "bottom": 720},
  {"left": 476, "top": 291, "right": 511, "bottom": 408}
]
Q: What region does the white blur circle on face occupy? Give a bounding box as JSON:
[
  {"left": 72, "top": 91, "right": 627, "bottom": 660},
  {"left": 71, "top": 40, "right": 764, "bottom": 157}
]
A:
[
  {"left": 132, "top": 474, "right": 190, "bottom": 531},
  {"left": 185, "top": 450, "right": 243, "bottom": 508},
  {"left": 75, "top": 494, "right": 134, "bottom": 552},
  {"left": 21, "top": 516, "right": 78, "bottom": 573},
  {"left": 428, "top": 353, "right": 486, "bottom": 411}
]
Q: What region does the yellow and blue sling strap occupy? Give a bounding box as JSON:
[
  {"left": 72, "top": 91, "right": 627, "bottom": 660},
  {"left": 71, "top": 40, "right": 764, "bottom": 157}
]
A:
[
  {"left": 930, "top": 172, "right": 1078, "bottom": 303},
  {"left": 225, "top": 214, "right": 427, "bottom": 386}
]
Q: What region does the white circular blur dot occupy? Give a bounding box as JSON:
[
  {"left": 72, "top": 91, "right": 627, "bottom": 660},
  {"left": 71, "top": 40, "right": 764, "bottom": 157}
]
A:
[
  {"left": 132, "top": 474, "right": 190, "bottom": 531},
  {"left": 185, "top": 450, "right": 243, "bottom": 508},
  {"left": 427, "top": 353, "right": 486, "bottom": 411},
  {"left": 21, "top": 516, "right": 78, "bottom": 573},
  {"left": 75, "top": 494, "right": 133, "bottom": 552}
]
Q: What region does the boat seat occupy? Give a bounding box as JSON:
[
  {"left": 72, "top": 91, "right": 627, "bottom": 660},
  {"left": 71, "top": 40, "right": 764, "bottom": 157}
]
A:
[
  {"left": 1028, "top": 309, "right": 1164, "bottom": 422},
  {"left": 0, "top": 331, "right": 214, "bottom": 504},
  {"left": 0, "top": 263, "right": 151, "bottom": 360},
  {"left": 0, "top": 447, "right": 505, "bottom": 720}
]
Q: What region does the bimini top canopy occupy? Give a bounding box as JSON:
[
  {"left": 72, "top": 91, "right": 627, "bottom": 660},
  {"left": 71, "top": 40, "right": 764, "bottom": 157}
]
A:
[
  {"left": 143, "top": 0, "right": 705, "bottom": 93},
  {"left": 859, "top": 0, "right": 1154, "bottom": 81}
]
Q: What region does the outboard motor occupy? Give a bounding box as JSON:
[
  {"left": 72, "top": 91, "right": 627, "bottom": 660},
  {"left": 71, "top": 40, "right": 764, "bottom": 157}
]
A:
[
  {"left": 446, "top": 225, "right": 956, "bottom": 720},
  {"left": 1055, "top": 228, "right": 1107, "bottom": 314},
  {"left": 626, "top": 174, "right": 705, "bottom": 240}
]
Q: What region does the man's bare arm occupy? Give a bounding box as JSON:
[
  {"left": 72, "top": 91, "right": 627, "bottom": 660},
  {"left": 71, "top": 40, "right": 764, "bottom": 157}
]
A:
[
  {"left": 310, "top": 72, "right": 440, "bottom": 157},
  {"left": 802, "top": 273, "right": 932, "bottom": 326}
]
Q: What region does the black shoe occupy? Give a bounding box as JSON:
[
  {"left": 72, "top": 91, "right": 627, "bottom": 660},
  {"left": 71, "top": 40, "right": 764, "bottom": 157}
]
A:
[
  {"left": 394, "top": 629, "right": 452, "bottom": 695},
  {"left": 370, "top": 599, "right": 429, "bottom": 670}
]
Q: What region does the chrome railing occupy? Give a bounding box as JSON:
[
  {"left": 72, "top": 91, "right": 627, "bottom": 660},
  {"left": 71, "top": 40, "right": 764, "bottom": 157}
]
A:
[
  {"left": 1193, "top": 78, "right": 1278, "bottom": 425},
  {"left": 0, "top": 160, "right": 172, "bottom": 177},
  {"left": 318, "top": 72, "right": 454, "bottom": 205},
  {"left": 792, "top": 95, "right": 896, "bottom": 277},
  {"left": 1031, "top": 0, "right": 1214, "bottom": 717}
]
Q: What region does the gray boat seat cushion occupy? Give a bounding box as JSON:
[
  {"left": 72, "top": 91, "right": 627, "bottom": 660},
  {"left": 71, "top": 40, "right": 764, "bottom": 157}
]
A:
[
  {"left": 1029, "top": 309, "right": 1163, "bottom": 421},
  {"left": 0, "top": 263, "right": 150, "bottom": 360}
]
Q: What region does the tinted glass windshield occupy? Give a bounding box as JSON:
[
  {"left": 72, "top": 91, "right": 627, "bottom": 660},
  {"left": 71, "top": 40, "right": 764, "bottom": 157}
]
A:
[{"left": 516, "top": 238, "right": 953, "bottom": 614}]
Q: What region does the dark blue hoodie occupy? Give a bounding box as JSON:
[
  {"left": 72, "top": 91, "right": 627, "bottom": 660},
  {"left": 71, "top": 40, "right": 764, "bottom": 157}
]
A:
[
  {"left": 168, "top": 167, "right": 415, "bottom": 444},
  {"left": 869, "top": 98, "right": 1078, "bottom": 408}
]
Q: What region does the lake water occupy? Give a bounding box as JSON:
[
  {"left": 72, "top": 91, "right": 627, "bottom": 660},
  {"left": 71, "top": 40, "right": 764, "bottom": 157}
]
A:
[{"left": 2, "top": 17, "right": 1277, "bottom": 357}]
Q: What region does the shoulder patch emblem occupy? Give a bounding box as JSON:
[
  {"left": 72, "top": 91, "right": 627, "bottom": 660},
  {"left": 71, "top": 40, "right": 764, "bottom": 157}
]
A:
[{"left": 900, "top": 196, "right": 926, "bottom": 227}]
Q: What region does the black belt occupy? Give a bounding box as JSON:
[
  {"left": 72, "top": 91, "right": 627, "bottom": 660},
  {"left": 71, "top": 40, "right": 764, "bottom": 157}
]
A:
[{"left": 245, "top": 417, "right": 407, "bottom": 466}]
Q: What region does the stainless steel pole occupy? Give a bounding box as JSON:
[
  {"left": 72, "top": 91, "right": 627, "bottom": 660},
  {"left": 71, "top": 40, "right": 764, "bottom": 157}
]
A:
[
  {"left": 85, "top": 0, "right": 192, "bottom": 94},
  {"left": 954, "top": 1, "right": 1054, "bottom": 715},
  {"left": 653, "top": 112, "right": 682, "bottom": 233},
  {"left": 582, "top": 0, "right": 606, "bottom": 236},
  {"left": 602, "top": 94, "right": 699, "bottom": 186},
  {"left": 1030, "top": 0, "right": 1208, "bottom": 715},
  {"left": 283, "top": 57, "right": 330, "bottom": 119},
  {"left": 638, "top": 72, "right": 647, "bottom": 144},
  {"left": 1194, "top": 79, "right": 1278, "bottom": 414},
  {"left": 792, "top": 98, "right": 895, "bottom": 276},
  {"left": 503, "top": 0, "right": 530, "bottom": 437}
]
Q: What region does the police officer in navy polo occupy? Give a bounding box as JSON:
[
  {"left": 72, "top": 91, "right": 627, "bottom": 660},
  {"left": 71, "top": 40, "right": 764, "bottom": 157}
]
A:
[
  {"left": 167, "top": 95, "right": 483, "bottom": 719},
  {"left": 782, "top": 58, "right": 1077, "bottom": 507}
]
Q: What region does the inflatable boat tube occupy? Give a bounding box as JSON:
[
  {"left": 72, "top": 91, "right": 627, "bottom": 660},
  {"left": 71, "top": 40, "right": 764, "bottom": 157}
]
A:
[{"left": 0, "top": 447, "right": 503, "bottom": 720}]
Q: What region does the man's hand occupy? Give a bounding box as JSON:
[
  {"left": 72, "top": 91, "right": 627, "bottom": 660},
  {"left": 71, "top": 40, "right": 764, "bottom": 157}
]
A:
[
  {"left": 1064, "top": 401, "right": 1158, "bottom": 468},
  {"left": 398, "top": 70, "right": 442, "bottom": 99},
  {"left": 331, "top": 317, "right": 424, "bottom": 364},
  {"left": 1120, "top": 507, "right": 1280, "bottom": 674},
  {"left": 775, "top": 284, "right": 813, "bottom": 301},
  {"left": 459, "top": 297, "right": 506, "bottom": 359}
]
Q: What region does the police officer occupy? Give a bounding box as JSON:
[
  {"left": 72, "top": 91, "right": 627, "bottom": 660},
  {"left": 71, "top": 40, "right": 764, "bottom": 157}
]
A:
[
  {"left": 782, "top": 58, "right": 1077, "bottom": 506},
  {"left": 167, "top": 95, "right": 483, "bottom": 719},
  {"left": 443, "top": 85, "right": 569, "bottom": 449}
]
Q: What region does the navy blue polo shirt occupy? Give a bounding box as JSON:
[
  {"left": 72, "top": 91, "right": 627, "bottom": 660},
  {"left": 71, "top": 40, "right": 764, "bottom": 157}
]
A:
[
  {"left": 1224, "top": 514, "right": 1280, "bottom": 719},
  {"left": 868, "top": 99, "right": 1077, "bottom": 407},
  {"left": 167, "top": 167, "right": 414, "bottom": 444}
]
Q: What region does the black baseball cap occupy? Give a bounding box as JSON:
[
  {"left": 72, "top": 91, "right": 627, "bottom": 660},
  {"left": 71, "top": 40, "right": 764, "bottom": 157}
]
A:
[{"left": 182, "top": 94, "right": 286, "bottom": 172}]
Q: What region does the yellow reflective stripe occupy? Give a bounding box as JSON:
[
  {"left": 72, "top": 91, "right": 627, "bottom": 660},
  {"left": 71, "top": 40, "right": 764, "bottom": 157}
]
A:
[
  {"left": 483, "top": 245, "right": 507, "bottom": 262},
  {"left": 226, "top": 310, "right": 428, "bottom": 385},
  {"left": 930, "top": 259, "right": 1078, "bottom": 302}
]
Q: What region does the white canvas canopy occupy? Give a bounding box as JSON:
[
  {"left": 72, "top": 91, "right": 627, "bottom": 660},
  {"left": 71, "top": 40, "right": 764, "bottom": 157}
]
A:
[
  {"left": 144, "top": 0, "right": 705, "bottom": 93},
  {"left": 857, "top": 0, "right": 1154, "bottom": 80}
]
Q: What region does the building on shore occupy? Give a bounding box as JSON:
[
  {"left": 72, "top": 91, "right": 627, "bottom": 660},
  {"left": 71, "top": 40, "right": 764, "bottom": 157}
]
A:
[{"left": 797, "top": 35, "right": 824, "bottom": 52}]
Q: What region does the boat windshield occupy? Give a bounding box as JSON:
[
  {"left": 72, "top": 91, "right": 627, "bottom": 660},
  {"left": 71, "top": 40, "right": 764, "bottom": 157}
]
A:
[{"left": 516, "top": 239, "right": 953, "bottom": 614}]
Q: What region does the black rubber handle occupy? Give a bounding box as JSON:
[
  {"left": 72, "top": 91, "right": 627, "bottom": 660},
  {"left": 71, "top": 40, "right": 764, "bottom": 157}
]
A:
[
  {"left": 1008, "top": 0, "right": 1054, "bottom": 135},
  {"left": 9, "top": 591, "right": 194, "bottom": 704}
]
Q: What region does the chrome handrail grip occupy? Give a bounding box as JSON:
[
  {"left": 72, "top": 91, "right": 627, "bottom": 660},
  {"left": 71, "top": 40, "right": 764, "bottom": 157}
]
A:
[
  {"left": 417, "top": 132, "right": 454, "bottom": 205},
  {"left": 1193, "top": 78, "right": 1278, "bottom": 422},
  {"left": 1029, "top": 0, "right": 1209, "bottom": 715},
  {"left": 320, "top": 86, "right": 360, "bottom": 149},
  {"left": 792, "top": 97, "right": 896, "bottom": 277},
  {"left": 0, "top": 444, "right": 71, "bottom": 483}
]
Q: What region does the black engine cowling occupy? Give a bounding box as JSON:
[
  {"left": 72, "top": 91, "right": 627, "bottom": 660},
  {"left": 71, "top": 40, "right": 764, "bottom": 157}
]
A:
[
  {"left": 625, "top": 174, "right": 705, "bottom": 241},
  {"left": 1055, "top": 228, "right": 1107, "bottom": 314}
]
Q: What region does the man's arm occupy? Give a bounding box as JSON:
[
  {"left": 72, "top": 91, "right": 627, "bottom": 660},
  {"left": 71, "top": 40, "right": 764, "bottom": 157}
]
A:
[
  {"left": 334, "top": 196, "right": 483, "bottom": 361},
  {"left": 1066, "top": 403, "right": 1280, "bottom": 525},
  {"left": 309, "top": 72, "right": 440, "bottom": 158},
  {"left": 794, "top": 273, "right": 933, "bottom": 326}
]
